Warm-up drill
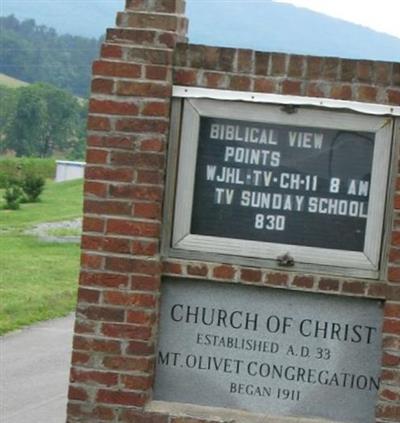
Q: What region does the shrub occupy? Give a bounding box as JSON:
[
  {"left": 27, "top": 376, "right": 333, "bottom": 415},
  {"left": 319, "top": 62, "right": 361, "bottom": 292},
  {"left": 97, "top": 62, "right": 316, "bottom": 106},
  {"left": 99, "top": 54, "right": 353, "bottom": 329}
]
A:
[
  {"left": 21, "top": 175, "right": 45, "bottom": 202},
  {"left": 0, "top": 158, "right": 55, "bottom": 188},
  {"left": 3, "top": 184, "right": 23, "bottom": 210}
]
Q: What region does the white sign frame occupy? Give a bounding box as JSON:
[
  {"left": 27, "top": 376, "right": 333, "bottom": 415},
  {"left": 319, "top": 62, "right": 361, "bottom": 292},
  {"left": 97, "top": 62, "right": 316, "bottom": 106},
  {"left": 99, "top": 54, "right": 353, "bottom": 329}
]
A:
[{"left": 167, "top": 93, "right": 394, "bottom": 278}]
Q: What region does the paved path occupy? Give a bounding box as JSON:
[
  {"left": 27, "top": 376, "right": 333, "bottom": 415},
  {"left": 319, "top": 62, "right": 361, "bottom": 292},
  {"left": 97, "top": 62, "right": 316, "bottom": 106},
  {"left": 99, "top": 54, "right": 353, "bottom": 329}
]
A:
[{"left": 1, "top": 314, "right": 74, "bottom": 423}]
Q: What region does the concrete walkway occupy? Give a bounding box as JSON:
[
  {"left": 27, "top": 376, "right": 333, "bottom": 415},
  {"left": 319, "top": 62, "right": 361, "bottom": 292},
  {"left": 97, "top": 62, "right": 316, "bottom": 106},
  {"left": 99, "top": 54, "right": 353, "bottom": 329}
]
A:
[{"left": 1, "top": 314, "right": 75, "bottom": 423}]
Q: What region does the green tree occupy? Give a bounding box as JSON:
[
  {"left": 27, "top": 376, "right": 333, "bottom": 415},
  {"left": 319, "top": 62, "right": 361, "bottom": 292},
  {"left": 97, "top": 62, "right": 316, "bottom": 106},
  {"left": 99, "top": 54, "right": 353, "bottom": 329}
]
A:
[
  {"left": 38, "top": 84, "right": 83, "bottom": 156},
  {"left": 67, "top": 100, "right": 88, "bottom": 160},
  {"left": 0, "top": 86, "right": 18, "bottom": 152},
  {"left": 4, "top": 83, "right": 85, "bottom": 157},
  {"left": 5, "top": 86, "right": 47, "bottom": 156}
]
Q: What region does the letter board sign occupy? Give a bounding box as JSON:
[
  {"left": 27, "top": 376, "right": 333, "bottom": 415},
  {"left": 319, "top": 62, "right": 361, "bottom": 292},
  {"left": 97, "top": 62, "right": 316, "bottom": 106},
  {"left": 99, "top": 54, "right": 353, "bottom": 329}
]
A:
[
  {"left": 170, "top": 98, "right": 392, "bottom": 276},
  {"left": 192, "top": 117, "right": 372, "bottom": 251}
]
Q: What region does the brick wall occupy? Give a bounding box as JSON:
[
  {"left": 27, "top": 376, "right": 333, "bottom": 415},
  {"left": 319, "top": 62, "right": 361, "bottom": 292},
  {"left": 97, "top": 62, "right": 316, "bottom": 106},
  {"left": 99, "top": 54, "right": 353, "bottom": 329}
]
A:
[
  {"left": 172, "top": 46, "right": 399, "bottom": 105},
  {"left": 67, "top": 1, "right": 400, "bottom": 421}
]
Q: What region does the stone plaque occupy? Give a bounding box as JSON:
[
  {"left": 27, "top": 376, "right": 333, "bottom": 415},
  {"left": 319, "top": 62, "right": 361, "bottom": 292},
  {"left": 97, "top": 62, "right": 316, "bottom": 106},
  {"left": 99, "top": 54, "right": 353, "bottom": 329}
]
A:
[
  {"left": 154, "top": 279, "right": 383, "bottom": 423},
  {"left": 191, "top": 116, "right": 374, "bottom": 251}
]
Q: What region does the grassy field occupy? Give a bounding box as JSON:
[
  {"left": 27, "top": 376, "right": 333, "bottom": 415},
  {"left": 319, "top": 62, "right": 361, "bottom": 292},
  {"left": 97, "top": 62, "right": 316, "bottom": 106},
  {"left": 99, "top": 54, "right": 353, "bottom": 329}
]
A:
[
  {"left": 0, "top": 73, "right": 29, "bottom": 88},
  {"left": 0, "top": 178, "right": 83, "bottom": 229},
  {"left": 0, "top": 179, "right": 83, "bottom": 334}
]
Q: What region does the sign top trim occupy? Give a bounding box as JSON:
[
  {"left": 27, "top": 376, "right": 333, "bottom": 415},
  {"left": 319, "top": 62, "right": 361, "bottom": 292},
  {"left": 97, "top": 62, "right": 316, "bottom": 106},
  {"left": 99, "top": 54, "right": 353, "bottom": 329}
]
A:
[{"left": 173, "top": 86, "right": 400, "bottom": 117}]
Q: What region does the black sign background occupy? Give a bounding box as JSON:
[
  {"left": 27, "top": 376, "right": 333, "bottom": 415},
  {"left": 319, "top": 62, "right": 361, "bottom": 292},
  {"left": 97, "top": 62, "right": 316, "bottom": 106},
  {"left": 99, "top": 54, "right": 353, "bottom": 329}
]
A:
[{"left": 190, "top": 116, "right": 374, "bottom": 251}]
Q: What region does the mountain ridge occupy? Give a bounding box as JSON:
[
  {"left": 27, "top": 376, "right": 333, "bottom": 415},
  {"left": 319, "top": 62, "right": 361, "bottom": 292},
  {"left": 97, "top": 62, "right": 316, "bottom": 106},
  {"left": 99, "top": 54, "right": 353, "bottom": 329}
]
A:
[
  {"left": 0, "top": 15, "right": 101, "bottom": 96},
  {"left": 187, "top": 2, "right": 400, "bottom": 62},
  {"left": 1, "top": 0, "right": 399, "bottom": 62}
]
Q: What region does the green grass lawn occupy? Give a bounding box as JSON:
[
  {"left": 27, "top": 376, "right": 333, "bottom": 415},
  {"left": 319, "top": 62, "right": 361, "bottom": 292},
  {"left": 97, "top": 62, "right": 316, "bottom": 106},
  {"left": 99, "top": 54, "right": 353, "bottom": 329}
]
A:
[
  {"left": 0, "top": 179, "right": 83, "bottom": 230},
  {"left": 0, "top": 179, "right": 83, "bottom": 334}
]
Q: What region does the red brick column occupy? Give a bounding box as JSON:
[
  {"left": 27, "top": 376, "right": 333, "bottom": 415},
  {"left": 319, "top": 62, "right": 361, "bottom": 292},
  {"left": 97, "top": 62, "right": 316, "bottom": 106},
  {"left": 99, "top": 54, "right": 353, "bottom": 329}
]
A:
[
  {"left": 67, "top": 1, "right": 187, "bottom": 421},
  {"left": 67, "top": 6, "right": 400, "bottom": 419}
]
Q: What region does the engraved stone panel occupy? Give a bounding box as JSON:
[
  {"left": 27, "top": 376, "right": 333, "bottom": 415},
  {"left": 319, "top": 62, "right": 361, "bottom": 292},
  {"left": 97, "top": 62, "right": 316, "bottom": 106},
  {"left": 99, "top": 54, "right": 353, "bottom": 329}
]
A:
[{"left": 154, "top": 278, "right": 383, "bottom": 423}]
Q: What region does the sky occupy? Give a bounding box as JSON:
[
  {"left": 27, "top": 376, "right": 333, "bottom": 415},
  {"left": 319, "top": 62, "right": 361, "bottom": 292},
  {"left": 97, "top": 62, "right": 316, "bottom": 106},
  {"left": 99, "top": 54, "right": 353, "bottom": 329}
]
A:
[{"left": 274, "top": 0, "right": 400, "bottom": 39}]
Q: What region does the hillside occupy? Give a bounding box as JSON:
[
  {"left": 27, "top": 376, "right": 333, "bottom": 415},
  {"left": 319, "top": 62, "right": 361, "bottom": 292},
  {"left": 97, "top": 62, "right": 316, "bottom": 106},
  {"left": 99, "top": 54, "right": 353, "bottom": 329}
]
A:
[
  {"left": 1, "top": 0, "right": 400, "bottom": 61},
  {"left": 0, "top": 16, "right": 101, "bottom": 97}
]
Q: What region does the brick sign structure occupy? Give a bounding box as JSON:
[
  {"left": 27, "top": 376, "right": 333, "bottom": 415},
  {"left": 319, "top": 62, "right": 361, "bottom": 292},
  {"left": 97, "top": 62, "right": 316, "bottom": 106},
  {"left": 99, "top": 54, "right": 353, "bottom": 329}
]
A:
[{"left": 67, "top": 1, "right": 400, "bottom": 422}]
